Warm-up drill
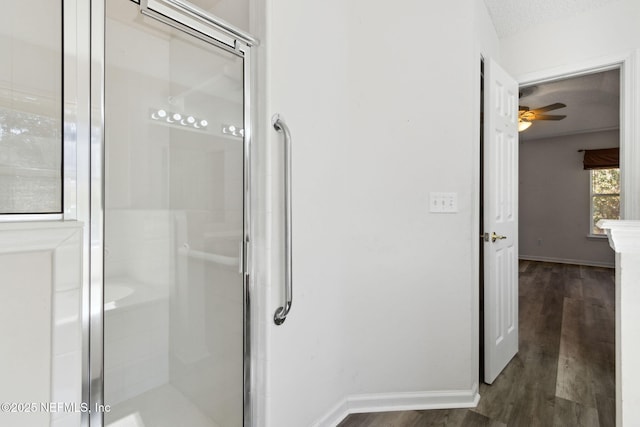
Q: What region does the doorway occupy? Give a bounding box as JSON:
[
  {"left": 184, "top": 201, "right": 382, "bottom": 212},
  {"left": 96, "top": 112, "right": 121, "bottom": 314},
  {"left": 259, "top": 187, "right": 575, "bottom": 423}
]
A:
[
  {"left": 479, "top": 60, "right": 623, "bottom": 384},
  {"left": 518, "top": 69, "right": 620, "bottom": 267}
]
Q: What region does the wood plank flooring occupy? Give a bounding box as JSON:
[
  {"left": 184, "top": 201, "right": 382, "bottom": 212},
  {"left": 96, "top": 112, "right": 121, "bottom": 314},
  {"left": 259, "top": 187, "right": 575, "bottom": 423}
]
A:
[{"left": 338, "top": 261, "right": 615, "bottom": 427}]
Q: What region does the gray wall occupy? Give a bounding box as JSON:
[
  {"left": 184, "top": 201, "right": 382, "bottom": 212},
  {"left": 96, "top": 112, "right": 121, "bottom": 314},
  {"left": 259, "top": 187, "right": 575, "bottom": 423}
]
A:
[{"left": 519, "top": 130, "right": 618, "bottom": 267}]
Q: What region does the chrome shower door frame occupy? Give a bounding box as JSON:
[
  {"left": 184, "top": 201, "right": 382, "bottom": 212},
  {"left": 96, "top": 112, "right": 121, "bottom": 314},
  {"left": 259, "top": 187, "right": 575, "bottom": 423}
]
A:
[{"left": 89, "top": 1, "right": 257, "bottom": 425}]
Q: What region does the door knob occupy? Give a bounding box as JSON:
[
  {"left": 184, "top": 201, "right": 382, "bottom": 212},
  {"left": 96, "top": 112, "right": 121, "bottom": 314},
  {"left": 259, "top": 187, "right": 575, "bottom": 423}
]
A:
[{"left": 491, "top": 232, "right": 507, "bottom": 243}]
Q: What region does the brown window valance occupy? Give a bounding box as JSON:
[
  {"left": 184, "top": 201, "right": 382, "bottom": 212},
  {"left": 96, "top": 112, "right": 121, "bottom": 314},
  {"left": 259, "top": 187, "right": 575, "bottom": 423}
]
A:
[{"left": 583, "top": 147, "right": 619, "bottom": 170}]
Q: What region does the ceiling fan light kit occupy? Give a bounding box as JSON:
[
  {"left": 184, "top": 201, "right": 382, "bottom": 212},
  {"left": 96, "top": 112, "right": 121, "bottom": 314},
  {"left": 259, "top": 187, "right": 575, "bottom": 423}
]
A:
[
  {"left": 518, "top": 120, "right": 532, "bottom": 132},
  {"left": 517, "top": 102, "right": 567, "bottom": 132}
]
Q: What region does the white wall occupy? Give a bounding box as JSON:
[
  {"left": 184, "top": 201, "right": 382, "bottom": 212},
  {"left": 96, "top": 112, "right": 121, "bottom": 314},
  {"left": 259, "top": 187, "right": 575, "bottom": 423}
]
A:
[
  {"left": 519, "top": 130, "right": 617, "bottom": 267},
  {"left": 344, "top": 0, "right": 478, "bottom": 396},
  {"left": 597, "top": 220, "right": 640, "bottom": 427},
  {"left": 262, "top": 1, "right": 499, "bottom": 425},
  {"left": 263, "top": 0, "right": 351, "bottom": 425},
  {"left": 617, "top": 247, "right": 640, "bottom": 427},
  {"left": 499, "top": 0, "right": 640, "bottom": 78}
]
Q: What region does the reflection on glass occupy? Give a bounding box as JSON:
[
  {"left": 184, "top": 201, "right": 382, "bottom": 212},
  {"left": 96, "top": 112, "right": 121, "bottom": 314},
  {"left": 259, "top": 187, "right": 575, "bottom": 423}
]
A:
[
  {"left": 0, "top": 2, "right": 62, "bottom": 213},
  {"left": 104, "top": 1, "right": 244, "bottom": 426}
]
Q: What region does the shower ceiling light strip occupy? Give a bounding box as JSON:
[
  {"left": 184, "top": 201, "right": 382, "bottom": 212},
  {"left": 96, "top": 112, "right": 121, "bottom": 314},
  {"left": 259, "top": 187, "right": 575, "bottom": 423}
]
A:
[
  {"left": 221, "top": 124, "right": 244, "bottom": 137},
  {"left": 149, "top": 108, "right": 208, "bottom": 129}
]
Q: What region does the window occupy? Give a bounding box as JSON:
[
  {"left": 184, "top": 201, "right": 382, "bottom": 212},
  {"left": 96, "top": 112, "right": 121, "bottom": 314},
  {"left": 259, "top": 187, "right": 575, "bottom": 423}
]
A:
[
  {"left": 590, "top": 168, "right": 620, "bottom": 235},
  {"left": 0, "top": 2, "right": 63, "bottom": 214}
]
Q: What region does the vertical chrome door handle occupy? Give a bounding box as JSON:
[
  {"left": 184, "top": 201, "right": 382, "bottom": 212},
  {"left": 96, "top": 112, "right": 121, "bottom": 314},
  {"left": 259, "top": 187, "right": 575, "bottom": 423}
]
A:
[{"left": 273, "top": 114, "right": 293, "bottom": 325}]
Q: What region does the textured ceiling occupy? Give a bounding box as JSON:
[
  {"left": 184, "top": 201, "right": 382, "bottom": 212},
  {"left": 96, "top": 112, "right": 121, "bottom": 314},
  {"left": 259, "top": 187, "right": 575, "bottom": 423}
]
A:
[
  {"left": 483, "top": 0, "right": 622, "bottom": 38},
  {"left": 518, "top": 69, "right": 620, "bottom": 141}
]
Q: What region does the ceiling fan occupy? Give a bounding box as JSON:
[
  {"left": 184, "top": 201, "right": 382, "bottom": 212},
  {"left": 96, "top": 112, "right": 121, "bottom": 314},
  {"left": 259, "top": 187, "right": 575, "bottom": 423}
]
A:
[{"left": 518, "top": 102, "right": 567, "bottom": 132}]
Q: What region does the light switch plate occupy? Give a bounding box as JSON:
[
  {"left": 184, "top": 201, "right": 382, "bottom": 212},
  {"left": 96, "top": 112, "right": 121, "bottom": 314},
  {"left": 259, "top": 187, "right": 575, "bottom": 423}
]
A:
[
  {"left": 429, "top": 192, "right": 458, "bottom": 213},
  {"left": 443, "top": 192, "right": 458, "bottom": 212},
  {"left": 429, "top": 192, "right": 443, "bottom": 212}
]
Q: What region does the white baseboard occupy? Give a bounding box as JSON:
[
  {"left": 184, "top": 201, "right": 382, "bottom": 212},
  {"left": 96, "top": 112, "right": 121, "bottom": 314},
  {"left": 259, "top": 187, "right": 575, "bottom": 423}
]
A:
[
  {"left": 313, "top": 399, "right": 349, "bottom": 427},
  {"left": 519, "top": 255, "right": 614, "bottom": 268},
  {"left": 313, "top": 388, "right": 480, "bottom": 427}
]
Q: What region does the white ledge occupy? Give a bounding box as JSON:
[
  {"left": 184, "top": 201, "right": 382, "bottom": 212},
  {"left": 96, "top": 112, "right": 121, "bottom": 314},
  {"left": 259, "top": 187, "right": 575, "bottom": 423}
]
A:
[
  {"left": 0, "top": 221, "right": 83, "bottom": 254},
  {"left": 597, "top": 220, "right": 640, "bottom": 253}
]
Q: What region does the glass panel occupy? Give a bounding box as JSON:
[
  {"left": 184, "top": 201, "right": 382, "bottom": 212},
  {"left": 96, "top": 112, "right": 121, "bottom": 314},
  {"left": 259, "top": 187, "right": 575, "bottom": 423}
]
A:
[
  {"left": 592, "top": 195, "right": 620, "bottom": 234},
  {"left": 592, "top": 168, "right": 620, "bottom": 194},
  {"left": 187, "top": 0, "right": 251, "bottom": 34},
  {"left": 104, "top": 2, "right": 244, "bottom": 426},
  {"left": 0, "top": 1, "right": 62, "bottom": 213}
]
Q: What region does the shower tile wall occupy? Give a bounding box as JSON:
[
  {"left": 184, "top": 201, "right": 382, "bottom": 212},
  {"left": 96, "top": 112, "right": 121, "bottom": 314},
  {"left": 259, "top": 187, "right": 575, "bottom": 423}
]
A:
[
  {"left": 0, "top": 223, "right": 83, "bottom": 427},
  {"left": 0, "top": 250, "right": 52, "bottom": 427},
  {"left": 104, "top": 210, "right": 171, "bottom": 406},
  {"left": 104, "top": 299, "right": 169, "bottom": 405},
  {"left": 105, "top": 210, "right": 172, "bottom": 285}
]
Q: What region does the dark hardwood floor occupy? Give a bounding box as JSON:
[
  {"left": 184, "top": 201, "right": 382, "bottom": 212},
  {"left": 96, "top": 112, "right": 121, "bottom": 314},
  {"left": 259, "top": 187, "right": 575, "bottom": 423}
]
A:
[{"left": 338, "top": 261, "right": 615, "bottom": 427}]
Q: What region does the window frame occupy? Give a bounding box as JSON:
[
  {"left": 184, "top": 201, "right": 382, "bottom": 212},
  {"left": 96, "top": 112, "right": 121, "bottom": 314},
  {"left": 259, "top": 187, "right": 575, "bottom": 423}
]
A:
[{"left": 0, "top": 0, "right": 77, "bottom": 222}]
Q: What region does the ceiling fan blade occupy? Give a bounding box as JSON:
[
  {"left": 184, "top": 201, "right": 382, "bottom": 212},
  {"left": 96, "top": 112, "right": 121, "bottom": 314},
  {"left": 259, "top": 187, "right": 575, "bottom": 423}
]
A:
[
  {"left": 531, "top": 102, "right": 566, "bottom": 114},
  {"left": 534, "top": 114, "right": 566, "bottom": 121},
  {"left": 519, "top": 106, "right": 530, "bottom": 111}
]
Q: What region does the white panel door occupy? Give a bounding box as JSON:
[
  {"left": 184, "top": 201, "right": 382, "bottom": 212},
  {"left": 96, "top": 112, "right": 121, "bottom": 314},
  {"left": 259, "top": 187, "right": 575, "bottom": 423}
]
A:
[{"left": 484, "top": 58, "right": 519, "bottom": 384}]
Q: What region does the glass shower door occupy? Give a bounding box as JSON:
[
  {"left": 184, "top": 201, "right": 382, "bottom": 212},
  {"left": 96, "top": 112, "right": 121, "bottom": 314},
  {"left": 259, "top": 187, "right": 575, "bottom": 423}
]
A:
[{"left": 103, "top": 1, "right": 247, "bottom": 426}]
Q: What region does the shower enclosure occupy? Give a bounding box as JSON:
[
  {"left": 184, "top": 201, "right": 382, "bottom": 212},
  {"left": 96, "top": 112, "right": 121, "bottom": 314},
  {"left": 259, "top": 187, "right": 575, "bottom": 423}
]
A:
[{"left": 94, "top": 1, "right": 256, "bottom": 425}]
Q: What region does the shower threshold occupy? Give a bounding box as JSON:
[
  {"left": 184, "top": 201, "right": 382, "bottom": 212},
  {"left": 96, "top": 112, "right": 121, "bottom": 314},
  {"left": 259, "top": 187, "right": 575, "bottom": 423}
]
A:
[{"left": 105, "top": 384, "right": 222, "bottom": 427}]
